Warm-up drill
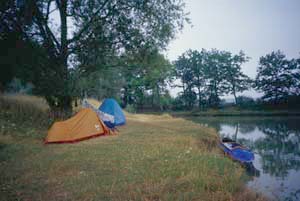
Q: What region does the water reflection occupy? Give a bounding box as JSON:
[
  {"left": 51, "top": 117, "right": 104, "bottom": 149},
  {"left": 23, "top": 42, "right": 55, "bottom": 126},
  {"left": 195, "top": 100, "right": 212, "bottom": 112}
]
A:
[{"left": 189, "top": 117, "right": 300, "bottom": 201}]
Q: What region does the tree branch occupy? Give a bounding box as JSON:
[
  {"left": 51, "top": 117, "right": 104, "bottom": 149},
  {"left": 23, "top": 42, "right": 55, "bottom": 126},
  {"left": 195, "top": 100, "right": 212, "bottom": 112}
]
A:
[
  {"left": 34, "top": 2, "right": 61, "bottom": 50},
  {"left": 55, "top": 0, "right": 61, "bottom": 10},
  {"left": 2, "top": 15, "right": 31, "bottom": 42},
  {"left": 46, "top": 1, "right": 58, "bottom": 22},
  {"left": 45, "top": 23, "right": 61, "bottom": 49},
  {"left": 32, "top": 2, "right": 60, "bottom": 57},
  {"left": 45, "top": 0, "right": 52, "bottom": 22},
  {"left": 68, "top": 0, "right": 111, "bottom": 44}
]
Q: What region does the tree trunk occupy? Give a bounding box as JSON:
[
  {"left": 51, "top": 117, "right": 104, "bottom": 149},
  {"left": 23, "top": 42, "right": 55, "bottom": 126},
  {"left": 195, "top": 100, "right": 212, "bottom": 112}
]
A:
[
  {"left": 57, "top": 0, "right": 72, "bottom": 111},
  {"left": 182, "top": 82, "right": 187, "bottom": 108},
  {"left": 74, "top": 98, "right": 78, "bottom": 107},
  {"left": 233, "top": 85, "right": 237, "bottom": 105},
  {"left": 197, "top": 86, "right": 201, "bottom": 109},
  {"left": 156, "top": 84, "right": 162, "bottom": 111},
  {"left": 122, "top": 87, "right": 128, "bottom": 108},
  {"left": 197, "top": 75, "right": 202, "bottom": 109},
  {"left": 233, "top": 91, "right": 237, "bottom": 105},
  {"left": 213, "top": 81, "right": 219, "bottom": 107}
]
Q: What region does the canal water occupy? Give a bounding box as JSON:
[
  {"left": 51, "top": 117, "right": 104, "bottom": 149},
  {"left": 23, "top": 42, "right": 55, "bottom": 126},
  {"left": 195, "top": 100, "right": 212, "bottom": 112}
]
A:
[{"left": 189, "top": 116, "right": 300, "bottom": 201}]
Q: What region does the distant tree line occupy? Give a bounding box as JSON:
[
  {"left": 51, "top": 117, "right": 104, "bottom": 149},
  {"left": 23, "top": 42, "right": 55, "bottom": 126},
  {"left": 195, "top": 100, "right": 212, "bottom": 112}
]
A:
[
  {"left": 173, "top": 49, "right": 251, "bottom": 109},
  {"left": 1, "top": 2, "right": 300, "bottom": 112},
  {"left": 172, "top": 49, "right": 300, "bottom": 110},
  {"left": 3, "top": 46, "right": 299, "bottom": 111}
]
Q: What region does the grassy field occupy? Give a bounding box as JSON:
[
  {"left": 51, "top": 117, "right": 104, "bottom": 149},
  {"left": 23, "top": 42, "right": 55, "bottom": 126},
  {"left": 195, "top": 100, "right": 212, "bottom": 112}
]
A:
[{"left": 0, "top": 94, "right": 266, "bottom": 201}]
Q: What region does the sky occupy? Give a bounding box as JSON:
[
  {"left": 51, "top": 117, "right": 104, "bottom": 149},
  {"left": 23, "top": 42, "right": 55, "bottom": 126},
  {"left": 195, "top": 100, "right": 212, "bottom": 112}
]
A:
[{"left": 165, "top": 0, "right": 300, "bottom": 98}]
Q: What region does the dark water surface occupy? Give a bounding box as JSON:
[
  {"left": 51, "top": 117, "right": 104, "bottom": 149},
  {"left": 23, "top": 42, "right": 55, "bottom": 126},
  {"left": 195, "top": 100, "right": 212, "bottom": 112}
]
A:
[{"left": 189, "top": 116, "right": 300, "bottom": 201}]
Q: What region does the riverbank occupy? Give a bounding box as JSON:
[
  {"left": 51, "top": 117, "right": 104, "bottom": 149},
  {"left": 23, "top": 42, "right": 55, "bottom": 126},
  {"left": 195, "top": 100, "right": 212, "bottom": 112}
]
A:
[
  {"left": 185, "top": 115, "right": 300, "bottom": 200},
  {"left": 0, "top": 95, "right": 266, "bottom": 200},
  {"left": 172, "top": 108, "right": 300, "bottom": 117}
]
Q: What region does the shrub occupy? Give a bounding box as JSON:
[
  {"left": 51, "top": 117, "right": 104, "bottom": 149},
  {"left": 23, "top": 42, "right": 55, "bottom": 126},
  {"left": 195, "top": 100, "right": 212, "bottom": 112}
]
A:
[
  {"left": 6, "top": 77, "right": 34, "bottom": 94},
  {"left": 236, "top": 96, "right": 256, "bottom": 107},
  {"left": 125, "top": 104, "right": 136, "bottom": 113}
]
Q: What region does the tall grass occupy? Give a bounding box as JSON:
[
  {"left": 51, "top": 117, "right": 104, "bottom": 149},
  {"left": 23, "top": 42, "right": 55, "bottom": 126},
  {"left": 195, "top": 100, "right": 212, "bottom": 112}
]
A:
[{"left": 0, "top": 94, "right": 51, "bottom": 127}]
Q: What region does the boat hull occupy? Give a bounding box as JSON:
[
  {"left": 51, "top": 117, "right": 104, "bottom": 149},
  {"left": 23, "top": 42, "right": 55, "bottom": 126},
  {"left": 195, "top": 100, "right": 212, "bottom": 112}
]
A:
[{"left": 219, "top": 142, "right": 254, "bottom": 163}]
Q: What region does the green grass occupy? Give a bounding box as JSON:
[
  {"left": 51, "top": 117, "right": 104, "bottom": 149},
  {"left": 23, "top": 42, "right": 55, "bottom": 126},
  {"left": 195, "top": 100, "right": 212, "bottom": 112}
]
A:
[{"left": 0, "top": 94, "right": 266, "bottom": 201}]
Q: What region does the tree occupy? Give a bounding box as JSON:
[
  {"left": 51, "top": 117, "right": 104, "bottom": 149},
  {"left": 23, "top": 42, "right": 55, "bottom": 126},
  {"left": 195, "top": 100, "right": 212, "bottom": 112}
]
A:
[
  {"left": 204, "top": 49, "right": 229, "bottom": 107},
  {"left": 1, "top": 0, "right": 188, "bottom": 111},
  {"left": 290, "top": 56, "right": 300, "bottom": 96},
  {"left": 255, "top": 51, "right": 299, "bottom": 103},
  {"left": 70, "top": 67, "right": 125, "bottom": 102},
  {"left": 185, "top": 49, "right": 206, "bottom": 109},
  {"left": 173, "top": 51, "right": 196, "bottom": 109},
  {"left": 142, "top": 53, "right": 172, "bottom": 110},
  {"left": 119, "top": 48, "right": 172, "bottom": 110},
  {"left": 224, "top": 51, "right": 252, "bottom": 104},
  {"left": 236, "top": 96, "right": 256, "bottom": 108},
  {"left": 173, "top": 49, "right": 251, "bottom": 109}
]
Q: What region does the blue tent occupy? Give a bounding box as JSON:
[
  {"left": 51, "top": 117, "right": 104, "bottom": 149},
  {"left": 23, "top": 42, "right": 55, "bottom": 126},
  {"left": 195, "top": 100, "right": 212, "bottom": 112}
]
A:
[{"left": 98, "top": 98, "right": 126, "bottom": 128}]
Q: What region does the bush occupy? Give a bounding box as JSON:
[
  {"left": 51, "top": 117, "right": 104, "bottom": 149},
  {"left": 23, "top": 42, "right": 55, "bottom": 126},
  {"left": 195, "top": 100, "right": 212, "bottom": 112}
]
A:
[
  {"left": 125, "top": 104, "right": 136, "bottom": 113},
  {"left": 236, "top": 96, "right": 256, "bottom": 108},
  {"left": 6, "top": 77, "right": 34, "bottom": 94},
  {"left": 171, "top": 96, "right": 185, "bottom": 110}
]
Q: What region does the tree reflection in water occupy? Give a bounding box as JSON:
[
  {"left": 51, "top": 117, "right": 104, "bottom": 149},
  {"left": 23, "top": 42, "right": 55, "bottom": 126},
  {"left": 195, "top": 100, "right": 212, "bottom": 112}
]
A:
[
  {"left": 188, "top": 117, "right": 300, "bottom": 200},
  {"left": 254, "top": 119, "right": 300, "bottom": 178}
]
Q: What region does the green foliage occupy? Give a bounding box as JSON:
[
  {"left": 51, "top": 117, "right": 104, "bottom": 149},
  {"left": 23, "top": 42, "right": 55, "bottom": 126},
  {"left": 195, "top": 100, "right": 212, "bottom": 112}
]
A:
[
  {"left": 0, "top": 30, "right": 45, "bottom": 92},
  {"left": 1, "top": 0, "right": 189, "bottom": 110},
  {"left": 6, "top": 77, "right": 34, "bottom": 94},
  {"left": 119, "top": 49, "right": 173, "bottom": 110},
  {"left": 172, "top": 95, "right": 186, "bottom": 110},
  {"left": 204, "top": 49, "right": 228, "bottom": 107},
  {"left": 173, "top": 49, "right": 204, "bottom": 108},
  {"left": 159, "top": 92, "right": 174, "bottom": 111},
  {"left": 124, "top": 104, "right": 136, "bottom": 113},
  {"left": 223, "top": 51, "right": 252, "bottom": 104},
  {"left": 70, "top": 67, "right": 125, "bottom": 101},
  {"left": 255, "top": 51, "right": 300, "bottom": 103},
  {"left": 236, "top": 96, "right": 256, "bottom": 109},
  {"left": 174, "top": 49, "right": 251, "bottom": 109}
]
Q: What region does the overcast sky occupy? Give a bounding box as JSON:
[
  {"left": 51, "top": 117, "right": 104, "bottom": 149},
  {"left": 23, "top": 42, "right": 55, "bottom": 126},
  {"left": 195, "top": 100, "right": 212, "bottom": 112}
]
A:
[{"left": 165, "top": 0, "right": 300, "bottom": 98}]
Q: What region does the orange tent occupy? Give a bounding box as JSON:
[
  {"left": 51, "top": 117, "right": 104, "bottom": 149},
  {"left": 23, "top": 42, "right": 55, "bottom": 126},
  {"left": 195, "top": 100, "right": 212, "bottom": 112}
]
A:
[{"left": 45, "top": 108, "right": 109, "bottom": 144}]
